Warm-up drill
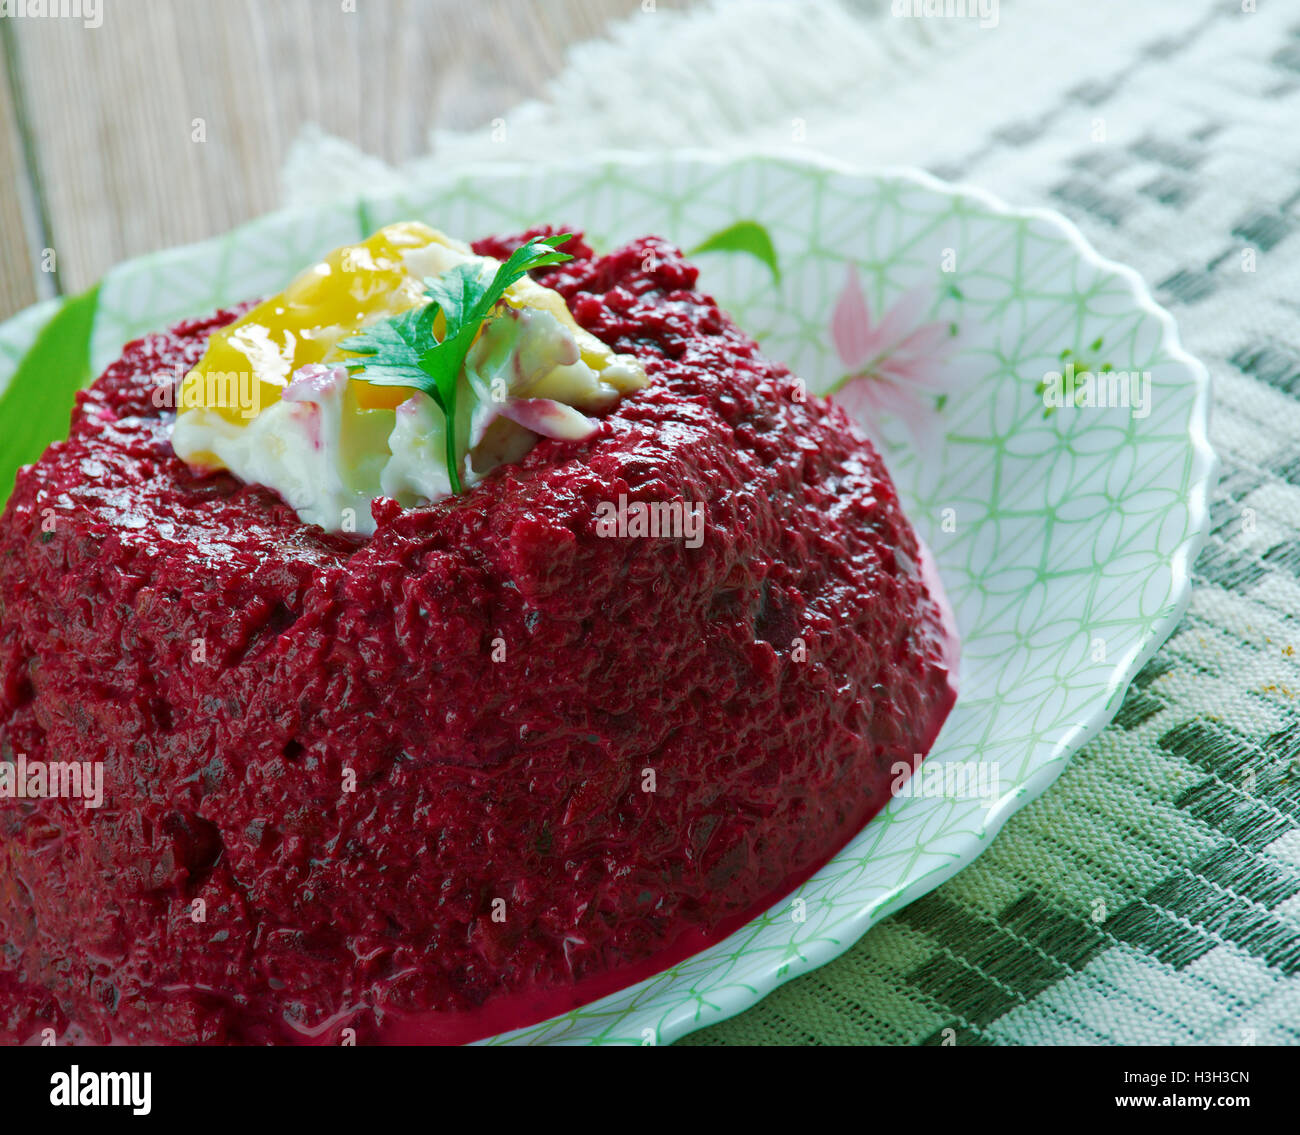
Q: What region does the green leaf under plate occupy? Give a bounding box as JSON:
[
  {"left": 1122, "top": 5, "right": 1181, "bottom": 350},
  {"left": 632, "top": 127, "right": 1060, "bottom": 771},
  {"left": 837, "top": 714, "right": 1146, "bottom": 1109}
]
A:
[{"left": 0, "top": 285, "right": 100, "bottom": 510}]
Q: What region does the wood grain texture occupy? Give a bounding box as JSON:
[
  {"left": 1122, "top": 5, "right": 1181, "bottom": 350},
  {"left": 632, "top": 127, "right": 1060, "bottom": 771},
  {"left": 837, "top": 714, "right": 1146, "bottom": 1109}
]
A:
[
  {"left": 0, "top": 20, "right": 42, "bottom": 316},
  {"left": 0, "top": 0, "right": 681, "bottom": 320}
]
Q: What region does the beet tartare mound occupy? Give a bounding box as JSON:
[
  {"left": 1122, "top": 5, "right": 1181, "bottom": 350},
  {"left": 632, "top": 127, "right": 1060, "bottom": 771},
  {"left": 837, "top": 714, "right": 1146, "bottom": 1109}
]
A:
[{"left": 0, "top": 228, "right": 957, "bottom": 1045}]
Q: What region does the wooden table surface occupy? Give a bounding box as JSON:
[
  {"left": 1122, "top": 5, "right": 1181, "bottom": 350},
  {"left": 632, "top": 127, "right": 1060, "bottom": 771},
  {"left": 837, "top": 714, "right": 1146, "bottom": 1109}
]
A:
[{"left": 0, "top": 0, "right": 682, "bottom": 323}]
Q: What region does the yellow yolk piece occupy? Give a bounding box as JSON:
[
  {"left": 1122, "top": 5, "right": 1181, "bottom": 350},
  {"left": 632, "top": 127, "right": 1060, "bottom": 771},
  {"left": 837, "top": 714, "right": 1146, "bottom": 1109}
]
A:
[{"left": 177, "top": 221, "right": 638, "bottom": 426}]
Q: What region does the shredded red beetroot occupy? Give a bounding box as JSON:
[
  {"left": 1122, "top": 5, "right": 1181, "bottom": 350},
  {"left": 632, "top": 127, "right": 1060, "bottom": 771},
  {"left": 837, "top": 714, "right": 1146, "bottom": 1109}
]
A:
[{"left": 0, "top": 230, "right": 956, "bottom": 1045}]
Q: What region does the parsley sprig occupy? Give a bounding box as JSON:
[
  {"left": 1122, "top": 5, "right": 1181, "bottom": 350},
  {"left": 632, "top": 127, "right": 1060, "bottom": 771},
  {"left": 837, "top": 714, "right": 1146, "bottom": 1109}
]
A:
[{"left": 335, "top": 233, "right": 575, "bottom": 493}]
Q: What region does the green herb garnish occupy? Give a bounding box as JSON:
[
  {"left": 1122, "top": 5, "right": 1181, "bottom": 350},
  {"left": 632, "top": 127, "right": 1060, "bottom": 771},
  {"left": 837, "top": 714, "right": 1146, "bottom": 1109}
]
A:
[{"left": 335, "top": 233, "right": 575, "bottom": 493}]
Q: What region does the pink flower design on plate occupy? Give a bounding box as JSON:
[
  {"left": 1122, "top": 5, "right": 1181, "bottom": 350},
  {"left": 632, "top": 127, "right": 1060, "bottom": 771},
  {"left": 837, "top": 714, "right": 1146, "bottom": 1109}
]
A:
[{"left": 828, "top": 265, "right": 972, "bottom": 454}]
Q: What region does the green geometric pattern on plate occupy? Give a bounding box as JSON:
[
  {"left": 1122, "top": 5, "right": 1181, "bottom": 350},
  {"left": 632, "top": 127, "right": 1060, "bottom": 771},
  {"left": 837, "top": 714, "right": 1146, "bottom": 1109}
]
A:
[{"left": 1, "top": 152, "right": 1214, "bottom": 1045}]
